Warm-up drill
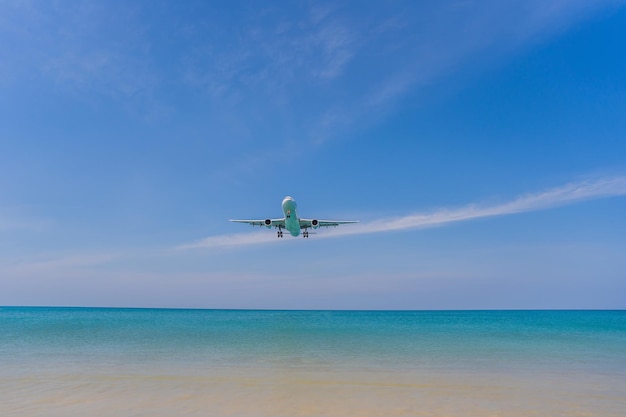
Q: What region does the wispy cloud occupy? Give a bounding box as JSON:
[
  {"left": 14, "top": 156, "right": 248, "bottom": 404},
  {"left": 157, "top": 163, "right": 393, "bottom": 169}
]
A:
[
  {"left": 5, "top": 252, "right": 120, "bottom": 275},
  {"left": 183, "top": 3, "right": 358, "bottom": 95},
  {"left": 179, "top": 176, "right": 626, "bottom": 249},
  {"left": 0, "top": 207, "right": 48, "bottom": 233},
  {"left": 177, "top": 231, "right": 278, "bottom": 250},
  {"left": 0, "top": 1, "right": 159, "bottom": 104},
  {"left": 177, "top": 0, "right": 625, "bottom": 159},
  {"left": 311, "top": 0, "right": 625, "bottom": 143},
  {"left": 338, "top": 175, "right": 626, "bottom": 236}
]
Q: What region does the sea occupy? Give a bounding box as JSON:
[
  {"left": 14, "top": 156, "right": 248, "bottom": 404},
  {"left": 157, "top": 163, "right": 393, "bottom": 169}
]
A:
[{"left": 1, "top": 308, "right": 625, "bottom": 416}]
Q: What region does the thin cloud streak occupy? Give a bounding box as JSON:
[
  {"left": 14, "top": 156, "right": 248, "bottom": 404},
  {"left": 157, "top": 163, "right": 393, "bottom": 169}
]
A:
[
  {"left": 5, "top": 253, "right": 120, "bottom": 274},
  {"left": 0, "top": 209, "right": 48, "bottom": 233},
  {"left": 180, "top": 176, "right": 626, "bottom": 249},
  {"left": 177, "top": 230, "right": 279, "bottom": 250},
  {"left": 337, "top": 176, "right": 626, "bottom": 237}
]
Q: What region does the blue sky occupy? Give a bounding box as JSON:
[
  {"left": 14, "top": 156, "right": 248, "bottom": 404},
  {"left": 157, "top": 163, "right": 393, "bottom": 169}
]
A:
[{"left": 1, "top": 0, "right": 625, "bottom": 309}]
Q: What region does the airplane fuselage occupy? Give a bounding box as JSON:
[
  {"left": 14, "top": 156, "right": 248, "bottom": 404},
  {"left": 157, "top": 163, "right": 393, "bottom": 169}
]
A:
[{"left": 282, "top": 196, "right": 300, "bottom": 236}]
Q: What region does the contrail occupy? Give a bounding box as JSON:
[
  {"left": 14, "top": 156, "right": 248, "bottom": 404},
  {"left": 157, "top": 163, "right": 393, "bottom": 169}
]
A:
[{"left": 178, "top": 176, "right": 626, "bottom": 249}]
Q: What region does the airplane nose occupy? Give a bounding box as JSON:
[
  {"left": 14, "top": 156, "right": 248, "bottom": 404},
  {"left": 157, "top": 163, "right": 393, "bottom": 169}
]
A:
[{"left": 282, "top": 196, "right": 296, "bottom": 209}]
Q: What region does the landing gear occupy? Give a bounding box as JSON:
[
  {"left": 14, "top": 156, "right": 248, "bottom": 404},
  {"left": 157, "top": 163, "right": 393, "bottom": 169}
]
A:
[
  {"left": 302, "top": 229, "right": 309, "bottom": 238},
  {"left": 277, "top": 227, "right": 284, "bottom": 238}
]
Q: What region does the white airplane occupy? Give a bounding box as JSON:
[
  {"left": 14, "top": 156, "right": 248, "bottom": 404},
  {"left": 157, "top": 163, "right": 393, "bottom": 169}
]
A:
[{"left": 230, "top": 196, "right": 358, "bottom": 238}]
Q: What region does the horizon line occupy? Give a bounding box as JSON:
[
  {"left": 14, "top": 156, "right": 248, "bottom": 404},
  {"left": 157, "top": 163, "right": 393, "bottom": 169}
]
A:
[{"left": 1, "top": 305, "right": 624, "bottom": 312}]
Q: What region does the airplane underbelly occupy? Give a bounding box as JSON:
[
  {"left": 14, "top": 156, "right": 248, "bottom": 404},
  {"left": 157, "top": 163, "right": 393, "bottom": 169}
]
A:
[
  {"left": 285, "top": 218, "right": 300, "bottom": 236},
  {"left": 282, "top": 199, "right": 300, "bottom": 236}
]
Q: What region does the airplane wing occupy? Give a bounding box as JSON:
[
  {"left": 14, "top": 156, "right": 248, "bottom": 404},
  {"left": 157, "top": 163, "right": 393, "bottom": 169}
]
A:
[
  {"left": 299, "top": 219, "right": 359, "bottom": 229},
  {"left": 229, "top": 219, "right": 285, "bottom": 228}
]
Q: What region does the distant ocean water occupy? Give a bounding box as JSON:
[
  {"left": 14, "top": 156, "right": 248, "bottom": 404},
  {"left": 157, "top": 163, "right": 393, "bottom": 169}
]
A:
[{"left": 1, "top": 308, "right": 625, "bottom": 416}]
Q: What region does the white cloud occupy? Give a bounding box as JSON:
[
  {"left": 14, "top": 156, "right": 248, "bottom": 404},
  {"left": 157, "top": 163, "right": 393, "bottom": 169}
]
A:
[{"left": 179, "top": 176, "right": 626, "bottom": 249}]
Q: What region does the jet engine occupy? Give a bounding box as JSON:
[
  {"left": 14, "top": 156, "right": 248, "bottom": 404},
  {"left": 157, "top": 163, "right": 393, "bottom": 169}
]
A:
[
  {"left": 311, "top": 219, "right": 319, "bottom": 229},
  {"left": 264, "top": 219, "right": 272, "bottom": 228}
]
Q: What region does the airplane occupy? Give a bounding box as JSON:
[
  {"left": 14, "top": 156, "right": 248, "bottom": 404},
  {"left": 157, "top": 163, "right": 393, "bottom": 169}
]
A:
[{"left": 230, "top": 196, "right": 358, "bottom": 238}]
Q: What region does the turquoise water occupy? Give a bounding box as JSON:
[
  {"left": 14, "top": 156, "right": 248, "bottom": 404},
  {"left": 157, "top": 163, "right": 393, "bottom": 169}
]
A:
[
  {"left": 2, "top": 308, "right": 625, "bottom": 371},
  {"left": 1, "top": 308, "right": 625, "bottom": 416}
]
